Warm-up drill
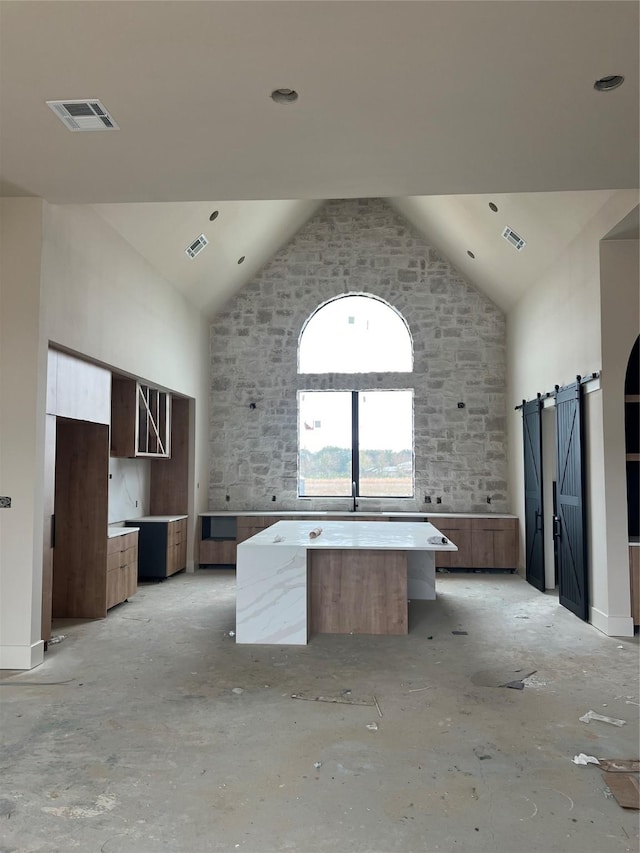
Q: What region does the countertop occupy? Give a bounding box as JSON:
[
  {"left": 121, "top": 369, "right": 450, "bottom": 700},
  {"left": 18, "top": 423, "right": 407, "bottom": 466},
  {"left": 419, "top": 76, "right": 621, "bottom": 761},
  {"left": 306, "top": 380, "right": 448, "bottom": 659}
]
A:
[
  {"left": 125, "top": 515, "right": 187, "bottom": 523},
  {"left": 108, "top": 526, "right": 139, "bottom": 538},
  {"left": 201, "top": 510, "right": 517, "bottom": 519},
  {"left": 237, "top": 520, "right": 458, "bottom": 551}
]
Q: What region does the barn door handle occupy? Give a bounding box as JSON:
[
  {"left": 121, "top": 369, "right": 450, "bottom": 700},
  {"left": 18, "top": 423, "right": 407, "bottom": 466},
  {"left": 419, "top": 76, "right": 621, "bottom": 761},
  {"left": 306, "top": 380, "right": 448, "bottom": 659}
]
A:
[
  {"left": 553, "top": 516, "right": 561, "bottom": 539},
  {"left": 535, "top": 510, "right": 543, "bottom": 532}
]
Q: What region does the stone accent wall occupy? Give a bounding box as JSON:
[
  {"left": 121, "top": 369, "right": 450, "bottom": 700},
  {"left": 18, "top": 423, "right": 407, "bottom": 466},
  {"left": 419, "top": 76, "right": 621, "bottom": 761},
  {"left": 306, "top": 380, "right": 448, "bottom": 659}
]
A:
[{"left": 209, "top": 198, "right": 507, "bottom": 514}]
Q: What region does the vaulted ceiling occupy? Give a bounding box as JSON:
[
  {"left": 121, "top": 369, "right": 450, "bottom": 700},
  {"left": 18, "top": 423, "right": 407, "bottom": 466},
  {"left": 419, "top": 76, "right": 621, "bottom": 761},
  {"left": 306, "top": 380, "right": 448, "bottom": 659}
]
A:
[{"left": 1, "top": 1, "right": 638, "bottom": 315}]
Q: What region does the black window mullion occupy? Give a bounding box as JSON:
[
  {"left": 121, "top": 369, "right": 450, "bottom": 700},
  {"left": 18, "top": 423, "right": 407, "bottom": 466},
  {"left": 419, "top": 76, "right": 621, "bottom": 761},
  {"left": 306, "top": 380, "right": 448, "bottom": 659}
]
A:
[{"left": 351, "top": 391, "right": 359, "bottom": 495}]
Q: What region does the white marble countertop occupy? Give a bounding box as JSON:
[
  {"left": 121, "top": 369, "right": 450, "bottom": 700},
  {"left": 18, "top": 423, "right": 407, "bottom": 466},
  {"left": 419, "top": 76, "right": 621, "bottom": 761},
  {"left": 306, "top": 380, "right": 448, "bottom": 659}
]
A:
[
  {"left": 108, "top": 527, "right": 139, "bottom": 538},
  {"left": 125, "top": 515, "right": 187, "bottom": 523},
  {"left": 201, "top": 510, "right": 517, "bottom": 519},
  {"left": 238, "top": 520, "right": 458, "bottom": 551}
]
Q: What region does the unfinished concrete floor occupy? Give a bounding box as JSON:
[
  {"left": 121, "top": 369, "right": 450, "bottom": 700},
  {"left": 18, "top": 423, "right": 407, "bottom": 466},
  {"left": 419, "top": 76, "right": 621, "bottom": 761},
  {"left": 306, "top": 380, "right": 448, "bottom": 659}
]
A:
[{"left": 1, "top": 571, "right": 639, "bottom": 853}]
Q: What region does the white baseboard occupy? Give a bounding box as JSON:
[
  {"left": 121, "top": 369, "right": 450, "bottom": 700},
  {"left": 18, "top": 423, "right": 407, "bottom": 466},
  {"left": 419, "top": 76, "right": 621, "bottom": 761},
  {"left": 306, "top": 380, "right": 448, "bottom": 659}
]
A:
[
  {"left": 590, "top": 607, "right": 635, "bottom": 638},
  {"left": 0, "top": 640, "right": 45, "bottom": 670}
]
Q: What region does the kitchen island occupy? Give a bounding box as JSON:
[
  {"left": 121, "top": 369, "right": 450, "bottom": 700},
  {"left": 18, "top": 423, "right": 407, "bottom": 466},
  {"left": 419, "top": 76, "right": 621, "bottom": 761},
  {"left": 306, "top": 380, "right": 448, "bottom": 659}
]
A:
[{"left": 235, "top": 520, "right": 457, "bottom": 644}]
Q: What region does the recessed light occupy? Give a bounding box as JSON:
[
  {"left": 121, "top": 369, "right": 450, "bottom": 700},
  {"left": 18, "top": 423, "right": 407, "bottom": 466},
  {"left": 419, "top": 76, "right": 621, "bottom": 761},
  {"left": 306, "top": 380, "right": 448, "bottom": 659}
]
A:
[
  {"left": 489, "top": 202, "right": 498, "bottom": 213},
  {"left": 237, "top": 256, "right": 245, "bottom": 265},
  {"left": 209, "top": 210, "right": 219, "bottom": 222},
  {"left": 271, "top": 88, "right": 298, "bottom": 104},
  {"left": 594, "top": 75, "right": 624, "bottom": 92},
  {"left": 467, "top": 250, "right": 476, "bottom": 259}
]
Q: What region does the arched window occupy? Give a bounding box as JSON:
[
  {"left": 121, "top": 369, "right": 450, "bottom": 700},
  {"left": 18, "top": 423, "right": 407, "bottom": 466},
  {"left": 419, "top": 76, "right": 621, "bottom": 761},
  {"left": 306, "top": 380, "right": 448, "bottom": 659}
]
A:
[
  {"left": 298, "top": 293, "right": 412, "bottom": 374},
  {"left": 297, "top": 294, "right": 414, "bottom": 499}
]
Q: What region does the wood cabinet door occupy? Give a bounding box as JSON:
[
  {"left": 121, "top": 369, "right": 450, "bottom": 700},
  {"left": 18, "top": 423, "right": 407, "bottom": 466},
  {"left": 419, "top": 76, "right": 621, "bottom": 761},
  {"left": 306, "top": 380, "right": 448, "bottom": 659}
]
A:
[
  {"left": 470, "top": 530, "right": 494, "bottom": 568},
  {"left": 432, "top": 519, "right": 472, "bottom": 567}
]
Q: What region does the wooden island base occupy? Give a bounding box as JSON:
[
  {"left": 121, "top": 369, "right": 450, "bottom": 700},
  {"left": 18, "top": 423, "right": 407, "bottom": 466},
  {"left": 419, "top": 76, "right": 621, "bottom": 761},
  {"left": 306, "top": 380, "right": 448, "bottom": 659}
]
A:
[{"left": 309, "top": 550, "right": 408, "bottom": 635}]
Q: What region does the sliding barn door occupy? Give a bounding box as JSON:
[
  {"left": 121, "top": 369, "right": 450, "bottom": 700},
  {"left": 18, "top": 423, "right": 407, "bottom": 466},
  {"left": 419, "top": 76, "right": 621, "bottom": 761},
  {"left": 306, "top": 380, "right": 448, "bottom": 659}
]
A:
[
  {"left": 555, "top": 382, "right": 588, "bottom": 621},
  {"left": 523, "top": 398, "right": 545, "bottom": 591}
]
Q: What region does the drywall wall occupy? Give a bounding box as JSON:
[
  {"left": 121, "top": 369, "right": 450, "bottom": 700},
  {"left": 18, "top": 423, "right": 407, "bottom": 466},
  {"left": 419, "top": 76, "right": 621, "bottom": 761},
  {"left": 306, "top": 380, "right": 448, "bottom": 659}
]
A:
[
  {"left": 598, "top": 236, "right": 639, "bottom": 631},
  {"left": 209, "top": 198, "right": 508, "bottom": 513},
  {"left": 507, "top": 190, "right": 638, "bottom": 635},
  {"left": 0, "top": 198, "right": 47, "bottom": 669},
  {"left": 0, "top": 199, "right": 211, "bottom": 668},
  {"left": 40, "top": 202, "right": 211, "bottom": 544}
]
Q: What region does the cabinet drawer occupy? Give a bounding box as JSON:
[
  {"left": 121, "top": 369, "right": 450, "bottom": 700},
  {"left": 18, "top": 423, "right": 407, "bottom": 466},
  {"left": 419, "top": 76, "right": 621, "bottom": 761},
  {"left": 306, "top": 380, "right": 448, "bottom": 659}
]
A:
[
  {"left": 107, "top": 536, "right": 123, "bottom": 555},
  {"left": 200, "top": 539, "right": 236, "bottom": 564},
  {"left": 471, "top": 517, "right": 517, "bottom": 532}
]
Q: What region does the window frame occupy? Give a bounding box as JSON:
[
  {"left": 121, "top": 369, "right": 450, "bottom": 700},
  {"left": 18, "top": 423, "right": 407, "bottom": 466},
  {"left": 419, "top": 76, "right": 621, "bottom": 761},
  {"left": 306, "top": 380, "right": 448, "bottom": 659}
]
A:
[{"left": 297, "top": 389, "right": 414, "bottom": 499}]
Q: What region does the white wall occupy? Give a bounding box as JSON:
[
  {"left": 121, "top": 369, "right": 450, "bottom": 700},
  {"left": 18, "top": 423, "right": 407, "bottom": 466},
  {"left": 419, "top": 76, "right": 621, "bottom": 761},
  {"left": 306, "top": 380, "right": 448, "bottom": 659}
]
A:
[
  {"left": 598, "top": 236, "right": 639, "bottom": 634},
  {"left": 0, "top": 198, "right": 47, "bottom": 669},
  {"left": 507, "top": 190, "right": 638, "bottom": 636},
  {"left": 0, "top": 199, "right": 211, "bottom": 668}
]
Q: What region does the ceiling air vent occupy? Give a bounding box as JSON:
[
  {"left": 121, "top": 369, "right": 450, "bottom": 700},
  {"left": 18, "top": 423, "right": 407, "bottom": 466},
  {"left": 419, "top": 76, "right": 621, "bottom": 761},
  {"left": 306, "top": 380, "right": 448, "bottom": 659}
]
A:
[
  {"left": 502, "top": 226, "right": 526, "bottom": 251},
  {"left": 46, "top": 100, "right": 120, "bottom": 131},
  {"left": 185, "top": 234, "right": 209, "bottom": 259}
]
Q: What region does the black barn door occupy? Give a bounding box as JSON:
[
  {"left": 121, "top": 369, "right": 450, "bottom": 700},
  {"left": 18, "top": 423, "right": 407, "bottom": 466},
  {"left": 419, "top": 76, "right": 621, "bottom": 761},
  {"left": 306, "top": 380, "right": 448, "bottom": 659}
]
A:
[
  {"left": 555, "top": 382, "right": 588, "bottom": 621},
  {"left": 523, "top": 398, "right": 545, "bottom": 591}
]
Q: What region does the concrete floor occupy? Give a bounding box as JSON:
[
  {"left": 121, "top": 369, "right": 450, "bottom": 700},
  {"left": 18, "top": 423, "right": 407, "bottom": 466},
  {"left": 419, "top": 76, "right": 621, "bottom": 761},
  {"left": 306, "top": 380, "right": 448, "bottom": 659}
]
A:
[{"left": 1, "top": 571, "right": 638, "bottom": 853}]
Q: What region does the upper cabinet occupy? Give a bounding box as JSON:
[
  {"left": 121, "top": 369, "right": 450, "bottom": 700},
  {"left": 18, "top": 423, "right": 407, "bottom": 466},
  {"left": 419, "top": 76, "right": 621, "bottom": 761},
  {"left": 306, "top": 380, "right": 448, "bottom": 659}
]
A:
[{"left": 111, "top": 376, "right": 171, "bottom": 458}]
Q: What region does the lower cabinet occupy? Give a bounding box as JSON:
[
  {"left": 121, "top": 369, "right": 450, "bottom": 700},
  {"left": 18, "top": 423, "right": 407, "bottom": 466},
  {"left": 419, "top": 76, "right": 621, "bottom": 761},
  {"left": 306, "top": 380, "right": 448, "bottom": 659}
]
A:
[
  {"left": 106, "top": 531, "right": 138, "bottom": 610},
  {"left": 125, "top": 516, "right": 187, "bottom": 579},
  {"left": 434, "top": 517, "right": 518, "bottom": 570},
  {"left": 199, "top": 513, "right": 519, "bottom": 571}
]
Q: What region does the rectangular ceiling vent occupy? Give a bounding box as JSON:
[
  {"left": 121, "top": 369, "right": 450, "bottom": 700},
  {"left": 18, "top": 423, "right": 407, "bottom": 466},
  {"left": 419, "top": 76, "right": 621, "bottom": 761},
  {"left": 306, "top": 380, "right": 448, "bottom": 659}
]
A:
[
  {"left": 46, "top": 100, "right": 120, "bottom": 131},
  {"left": 185, "top": 234, "right": 209, "bottom": 259},
  {"left": 502, "top": 226, "right": 526, "bottom": 251}
]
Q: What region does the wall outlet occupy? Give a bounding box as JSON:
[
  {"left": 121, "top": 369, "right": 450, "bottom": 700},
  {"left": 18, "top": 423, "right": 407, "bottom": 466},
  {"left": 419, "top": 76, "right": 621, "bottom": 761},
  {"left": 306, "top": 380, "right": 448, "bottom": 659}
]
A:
[
  {"left": 436, "top": 497, "right": 442, "bottom": 504},
  {"left": 424, "top": 496, "right": 431, "bottom": 503},
  {"left": 271, "top": 495, "right": 276, "bottom": 502}
]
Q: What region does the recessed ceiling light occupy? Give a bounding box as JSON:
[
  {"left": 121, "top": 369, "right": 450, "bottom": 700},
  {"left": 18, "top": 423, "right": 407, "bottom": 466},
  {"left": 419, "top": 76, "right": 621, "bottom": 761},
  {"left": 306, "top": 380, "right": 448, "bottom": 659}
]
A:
[
  {"left": 594, "top": 75, "right": 624, "bottom": 92},
  {"left": 237, "top": 256, "right": 245, "bottom": 265},
  {"left": 467, "top": 250, "right": 476, "bottom": 259},
  {"left": 209, "top": 210, "right": 219, "bottom": 222},
  {"left": 488, "top": 202, "right": 498, "bottom": 213},
  {"left": 271, "top": 88, "right": 298, "bottom": 104}
]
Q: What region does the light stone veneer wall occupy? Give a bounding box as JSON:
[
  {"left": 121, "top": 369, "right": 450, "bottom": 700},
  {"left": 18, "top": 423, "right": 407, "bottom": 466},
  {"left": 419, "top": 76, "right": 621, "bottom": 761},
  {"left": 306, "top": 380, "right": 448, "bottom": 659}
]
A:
[{"left": 209, "top": 198, "right": 507, "bottom": 514}]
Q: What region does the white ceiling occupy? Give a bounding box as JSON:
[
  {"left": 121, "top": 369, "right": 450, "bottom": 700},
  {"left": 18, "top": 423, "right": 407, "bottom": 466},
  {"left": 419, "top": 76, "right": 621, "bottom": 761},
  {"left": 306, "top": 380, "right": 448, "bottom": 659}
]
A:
[{"left": 1, "top": 1, "right": 638, "bottom": 315}]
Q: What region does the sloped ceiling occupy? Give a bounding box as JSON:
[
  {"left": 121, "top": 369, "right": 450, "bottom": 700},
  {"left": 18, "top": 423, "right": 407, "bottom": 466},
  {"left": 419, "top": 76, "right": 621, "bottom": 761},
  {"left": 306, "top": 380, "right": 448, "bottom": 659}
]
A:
[{"left": 1, "top": 1, "right": 638, "bottom": 315}]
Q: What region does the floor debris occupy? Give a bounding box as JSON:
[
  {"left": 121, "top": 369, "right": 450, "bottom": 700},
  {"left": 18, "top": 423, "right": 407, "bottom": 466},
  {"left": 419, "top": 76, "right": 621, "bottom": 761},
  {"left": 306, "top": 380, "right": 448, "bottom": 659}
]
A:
[
  {"left": 599, "top": 760, "right": 640, "bottom": 773},
  {"left": 48, "top": 635, "right": 65, "bottom": 644},
  {"left": 602, "top": 772, "right": 640, "bottom": 810},
  {"left": 373, "top": 696, "right": 383, "bottom": 718},
  {"left": 500, "top": 670, "right": 537, "bottom": 690},
  {"left": 291, "top": 693, "right": 376, "bottom": 708},
  {"left": 366, "top": 723, "right": 378, "bottom": 731},
  {"left": 573, "top": 753, "right": 600, "bottom": 766},
  {"left": 452, "top": 631, "right": 468, "bottom": 635},
  {"left": 579, "top": 710, "right": 626, "bottom": 727}
]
